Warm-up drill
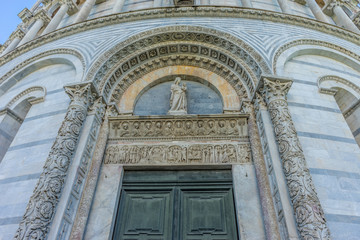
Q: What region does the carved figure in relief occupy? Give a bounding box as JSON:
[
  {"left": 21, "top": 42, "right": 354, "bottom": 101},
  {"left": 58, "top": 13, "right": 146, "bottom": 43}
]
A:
[
  {"left": 203, "top": 145, "right": 214, "bottom": 163},
  {"left": 149, "top": 146, "right": 165, "bottom": 163},
  {"left": 188, "top": 145, "right": 202, "bottom": 162},
  {"left": 163, "top": 121, "right": 173, "bottom": 136},
  {"left": 168, "top": 146, "right": 186, "bottom": 163},
  {"left": 197, "top": 120, "right": 206, "bottom": 135},
  {"left": 120, "top": 122, "right": 130, "bottom": 137},
  {"left": 174, "top": 121, "right": 184, "bottom": 136},
  {"left": 185, "top": 120, "right": 193, "bottom": 135},
  {"left": 218, "top": 120, "right": 227, "bottom": 135},
  {"left": 207, "top": 120, "right": 216, "bottom": 135},
  {"left": 168, "top": 77, "right": 187, "bottom": 115},
  {"left": 223, "top": 145, "right": 237, "bottom": 163},
  {"left": 144, "top": 122, "right": 153, "bottom": 136},
  {"left": 132, "top": 122, "right": 141, "bottom": 137},
  {"left": 155, "top": 121, "right": 163, "bottom": 135},
  {"left": 228, "top": 120, "right": 239, "bottom": 135}
]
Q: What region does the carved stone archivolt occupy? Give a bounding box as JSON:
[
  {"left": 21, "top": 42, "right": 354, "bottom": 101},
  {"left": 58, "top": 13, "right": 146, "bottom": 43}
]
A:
[
  {"left": 105, "top": 143, "right": 251, "bottom": 165},
  {"left": 109, "top": 116, "right": 248, "bottom": 141},
  {"left": 259, "top": 76, "right": 331, "bottom": 239}
]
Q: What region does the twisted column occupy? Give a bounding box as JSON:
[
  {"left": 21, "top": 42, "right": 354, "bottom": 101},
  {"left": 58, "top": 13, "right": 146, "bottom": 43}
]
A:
[
  {"left": 42, "top": 0, "right": 78, "bottom": 36},
  {"left": 14, "top": 83, "right": 96, "bottom": 240},
  {"left": 242, "top": 101, "right": 281, "bottom": 240},
  {"left": 74, "top": 0, "right": 96, "bottom": 23},
  {"left": 1, "top": 29, "right": 25, "bottom": 56},
  {"left": 260, "top": 76, "right": 331, "bottom": 240},
  {"left": 18, "top": 10, "right": 50, "bottom": 46},
  {"left": 323, "top": 0, "right": 360, "bottom": 33}
]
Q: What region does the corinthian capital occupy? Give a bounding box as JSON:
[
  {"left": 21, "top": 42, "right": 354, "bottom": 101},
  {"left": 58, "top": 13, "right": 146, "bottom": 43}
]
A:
[
  {"left": 64, "top": 82, "right": 98, "bottom": 109},
  {"left": 260, "top": 75, "right": 293, "bottom": 104},
  {"left": 323, "top": 0, "right": 349, "bottom": 15},
  {"left": 33, "top": 9, "right": 51, "bottom": 24},
  {"left": 60, "top": 0, "right": 79, "bottom": 15}
]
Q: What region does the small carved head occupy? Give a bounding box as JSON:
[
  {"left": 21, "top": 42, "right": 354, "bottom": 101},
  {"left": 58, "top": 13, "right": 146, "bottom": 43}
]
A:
[
  {"left": 185, "top": 121, "right": 192, "bottom": 129},
  {"left": 208, "top": 120, "right": 214, "bottom": 128},
  {"left": 133, "top": 122, "right": 140, "bottom": 129},
  {"left": 175, "top": 121, "right": 182, "bottom": 128},
  {"left": 166, "top": 121, "right": 172, "bottom": 128},
  {"left": 197, "top": 120, "right": 204, "bottom": 128},
  {"left": 218, "top": 120, "right": 225, "bottom": 128},
  {"left": 174, "top": 77, "right": 181, "bottom": 85},
  {"left": 230, "top": 120, "right": 237, "bottom": 128},
  {"left": 156, "top": 121, "right": 162, "bottom": 128},
  {"left": 122, "top": 122, "right": 129, "bottom": 130},
  {"left": 145, "top": 122, "right": 152, "bottom": 129}
]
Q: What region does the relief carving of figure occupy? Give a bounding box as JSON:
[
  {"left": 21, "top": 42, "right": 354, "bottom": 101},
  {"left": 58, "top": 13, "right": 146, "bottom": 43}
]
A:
[
  {"left": 206, "top": 120, "right": 216, "bottom": 135},
  {"left": 132, "top": 122, "right": 141, "bottom": 137},
  {"left": 163, "top": 121, "right": 173, "bottom": 136},
  {"left": 168, "top": 77, "right": 187, "bottom": 115},
  {"left": 196, "top": 120, "right": 206, "bottom": 135},
  {"left": 120, "top": 122, "right": 130, "bottom": 137},
  {"left": 154, "top": 121, "right": 163, "bottom": 136},
  {"left": 228, "top": 119, "right": 239, "bottom": 135},
  {"left": 144, "top": 122, "right": 153, "bottom": 136}
]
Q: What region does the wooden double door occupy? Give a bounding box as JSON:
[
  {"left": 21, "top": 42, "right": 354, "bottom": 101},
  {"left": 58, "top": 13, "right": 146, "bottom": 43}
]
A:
[{"left": 112, "top": 170, "right": 239, "bottom": 240}]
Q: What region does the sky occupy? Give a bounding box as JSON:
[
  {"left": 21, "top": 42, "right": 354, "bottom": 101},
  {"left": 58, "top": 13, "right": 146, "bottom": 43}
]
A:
[{"left": 0, "top": 0, "right": 38, "bottom": 44}]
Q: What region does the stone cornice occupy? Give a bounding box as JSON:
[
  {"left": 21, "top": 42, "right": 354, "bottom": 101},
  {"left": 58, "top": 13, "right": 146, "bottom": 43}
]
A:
[{"left": 1, "top": 6, "right": 360, "bottom": 67}]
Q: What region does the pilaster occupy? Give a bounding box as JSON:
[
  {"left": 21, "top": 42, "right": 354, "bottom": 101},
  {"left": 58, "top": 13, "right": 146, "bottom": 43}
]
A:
[
  {"left": 13, "top": 83, "right": 97, "bottom": 240},
  {"left": 258, "top": 75, "right": 331, "bottom": 240}
]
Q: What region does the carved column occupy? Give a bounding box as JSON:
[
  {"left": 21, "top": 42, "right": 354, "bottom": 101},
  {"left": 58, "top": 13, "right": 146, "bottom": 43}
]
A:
[
  {"left": 259, "top": 76, "right": 331, "bottom": 239},
  {"left": 323, "top": 0, "right": 360, "bottom": 33},
  {"left": 242, "top": 101, "right": 281, "bottom": 240},
  {"left": 18, "top": 10, "right": 50, "bottom": 46},
  {"left": 42, "top": 0, "right": 78, "bottom": 35},
  {"left": 14, "top": 83, "right": 96, "bottom": 240},
  {"left": 1, "top": 29, "right": 25, "bottom": 56},
  {"left": 69, "top": 105, "right": 119, "bottom": 239},
  {"left": 306, "top": 0, "right": 331, "bottom": 23},
  {"left": 74, "top": 0, "right": 96, "bottom": 23}
]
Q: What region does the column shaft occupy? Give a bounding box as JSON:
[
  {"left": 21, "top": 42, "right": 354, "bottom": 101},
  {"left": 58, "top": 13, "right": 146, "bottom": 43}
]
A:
[
  {"left": 241, "top": 0, "right": 253, "bottom": 8},
  {"left": 277, "top": 0, "right": 291, "bottom": 14},
  {"left": 74, "top": 0, "right": 97, "bottom": 23},
  {"left": 112, "top": 0, "right": 126, "bottom": 13},
  {"left": 333, "top": 5, "right": 360, "bottom": 33},
  {"left": 42, "top": 4, "right": 69, "bottom": 35},
  {"left": 201, "top": 0, "right": 210, "bottom": 5},
  {"left": 306, "top": 0, "right": 331, "bottom": 23},
  {"left": 261, "top": 77, "right": 331, "bottom": 239},
  {"left": 153, "top": 0, "right": 162, "bottom": 7},
  {"left": 245, "top": 103, "right": 281, "bottom": 240},
  {"left": 1, "top": 37, "right": 21, "bottom": 56},
  {"left": 13, "top": 83, "right": 94, "bottom": 240},
  {"left": 18, "top": 19, "right": 44, "bottom": 45}
]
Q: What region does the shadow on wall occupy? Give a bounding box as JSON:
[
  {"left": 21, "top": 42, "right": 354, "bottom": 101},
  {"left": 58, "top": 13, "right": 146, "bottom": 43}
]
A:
[{"left": 134, "top": 80, "right": 223, "bottom": 115}]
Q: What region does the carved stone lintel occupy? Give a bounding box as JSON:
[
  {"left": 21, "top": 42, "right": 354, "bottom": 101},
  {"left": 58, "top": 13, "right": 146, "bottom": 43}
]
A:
[
  {"left": 259, "top": 75, "right": 331, "bottom": 239},
  {"left": 105, "top": 143, "right": 251, "bottom": 165},
  {"left": 109, "top": 116, "right": 248, "bottom": 141},
  {"left": 14, "top": 83, "right": 96, "bottom": 240}
]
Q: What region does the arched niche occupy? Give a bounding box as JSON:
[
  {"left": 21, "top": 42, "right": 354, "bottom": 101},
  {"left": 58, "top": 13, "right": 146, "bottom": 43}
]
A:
[
  {"left": 273, "top": 40, "right": 360, "bottom": 76},
  {"left": 133, "top": 75, "right": 223, "bottom": 115},
  {"left": 118, "top": 66, "right": 240, "bottom": 114},
  {"left": 0, "top": 50, "right": 85, "bottom": 97},
  {"left": 0, "top": 86, "right": 46, "bottom": 163}
]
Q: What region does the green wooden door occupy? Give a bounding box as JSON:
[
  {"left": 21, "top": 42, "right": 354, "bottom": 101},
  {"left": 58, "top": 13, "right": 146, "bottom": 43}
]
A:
[{"left": 112, "top": 170, "right": 238, "bottom": 240}]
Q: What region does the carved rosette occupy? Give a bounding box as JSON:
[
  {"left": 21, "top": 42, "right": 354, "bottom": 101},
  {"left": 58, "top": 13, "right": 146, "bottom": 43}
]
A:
[
  {"left": 14, "top": 83, "right": 95, "bottom": 240},
  {"left": 260, "top": 77, "right": 331, "bottom": 239}
]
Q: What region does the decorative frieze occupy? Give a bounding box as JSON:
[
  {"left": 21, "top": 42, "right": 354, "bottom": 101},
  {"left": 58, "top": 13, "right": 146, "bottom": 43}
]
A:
[
  {"left": 104, "top": 143, "right": 251, "bottom": 165},
  {"left": 109, "top": 116, "right": 248, "bottom": 141},
  {"left": 259, "top": 76, "right": 331, "bottom": 240}
]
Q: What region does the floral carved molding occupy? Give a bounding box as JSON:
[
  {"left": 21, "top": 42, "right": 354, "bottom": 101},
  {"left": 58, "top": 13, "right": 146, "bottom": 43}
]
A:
[
  {"left": 259, "top": 75, "right": 331, "bottom": 239},
  {"left": 14, "top": 83, "right": 97, "bottom": 240}
]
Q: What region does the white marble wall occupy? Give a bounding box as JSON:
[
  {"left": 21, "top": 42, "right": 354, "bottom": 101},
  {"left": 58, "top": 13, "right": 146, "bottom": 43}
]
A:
[{"left": 0, "top": 64, "right": 77, "bottom": 239}]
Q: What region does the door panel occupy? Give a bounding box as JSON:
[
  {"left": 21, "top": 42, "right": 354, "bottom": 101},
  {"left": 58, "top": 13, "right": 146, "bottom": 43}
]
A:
[{"left": 113, "top": 171, "right": 238, "bottom": 240}]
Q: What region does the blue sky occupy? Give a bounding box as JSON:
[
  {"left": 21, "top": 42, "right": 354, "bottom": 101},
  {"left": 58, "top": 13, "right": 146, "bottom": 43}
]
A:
[{"left": 0, "top": 0, "right": 38, "bottom": 44}]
